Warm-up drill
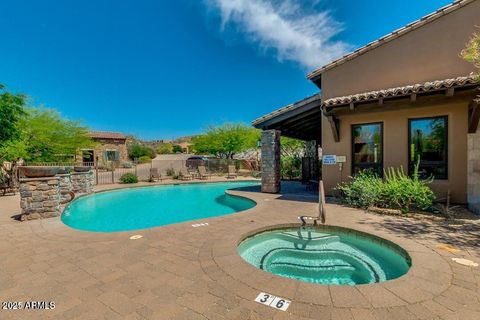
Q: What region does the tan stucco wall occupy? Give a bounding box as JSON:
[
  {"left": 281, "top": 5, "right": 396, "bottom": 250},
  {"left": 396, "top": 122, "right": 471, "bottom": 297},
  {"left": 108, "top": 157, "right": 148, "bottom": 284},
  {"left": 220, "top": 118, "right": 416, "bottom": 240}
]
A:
[
  {"left": 321, "top": 0, "right": 479, "bottom": 99},
  {"left": 321, "top": 96, "right": 471, "bottom": 203}
]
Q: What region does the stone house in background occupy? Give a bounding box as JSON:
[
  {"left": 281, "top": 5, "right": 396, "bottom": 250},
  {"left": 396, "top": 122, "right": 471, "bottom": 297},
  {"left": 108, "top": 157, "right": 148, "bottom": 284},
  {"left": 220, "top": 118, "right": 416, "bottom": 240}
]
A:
[
  {"left": 253, "top": 0, "right": 480, "bottom": 213},
  {"left": 80, "top": 131, "right": 128, "bottom": 166}
]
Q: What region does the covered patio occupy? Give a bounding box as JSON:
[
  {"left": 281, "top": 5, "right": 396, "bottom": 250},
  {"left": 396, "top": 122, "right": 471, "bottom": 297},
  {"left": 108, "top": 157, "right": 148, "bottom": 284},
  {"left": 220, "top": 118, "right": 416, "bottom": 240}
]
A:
[{"left": 252, "top": 94, "right": 322, "bottom": 193}]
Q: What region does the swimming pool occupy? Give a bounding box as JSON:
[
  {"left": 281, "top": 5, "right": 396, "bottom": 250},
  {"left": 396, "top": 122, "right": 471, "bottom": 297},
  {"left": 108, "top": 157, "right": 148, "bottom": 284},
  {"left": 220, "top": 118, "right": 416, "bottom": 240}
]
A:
[
  {"left": 238, "top": 226, "right": 411, "bottom": 285},
  {"left": 62, "top": 181, "right": 258, "bottom": 232}
]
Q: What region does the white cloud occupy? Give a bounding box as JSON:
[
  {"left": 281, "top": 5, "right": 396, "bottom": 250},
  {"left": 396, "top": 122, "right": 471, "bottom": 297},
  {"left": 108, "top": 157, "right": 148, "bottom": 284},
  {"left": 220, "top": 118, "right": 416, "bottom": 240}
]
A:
[{"left": 204, "top": 0, "right": 351, "bottom": 70}]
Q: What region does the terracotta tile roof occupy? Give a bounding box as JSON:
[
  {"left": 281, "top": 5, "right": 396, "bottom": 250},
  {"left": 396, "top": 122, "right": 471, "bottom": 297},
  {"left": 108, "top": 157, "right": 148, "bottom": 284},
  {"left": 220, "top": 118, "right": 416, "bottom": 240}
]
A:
[
  {"left": 88, "top": 131, "right": 126, "bottom": 140},
  {"left": 307, "top": 0, "right": 476, "bottom": 80},
  {"left": 323, "top": 75, "right": 478, "bottom": 108},
  {"left": 251, "top": 93, "right": 321, "bottom": 126}
]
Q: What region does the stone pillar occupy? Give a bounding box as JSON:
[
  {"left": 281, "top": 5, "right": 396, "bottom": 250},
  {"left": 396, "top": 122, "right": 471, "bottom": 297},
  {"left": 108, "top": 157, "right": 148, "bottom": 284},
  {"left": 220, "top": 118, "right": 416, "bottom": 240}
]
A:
[
  {"left": 58, "top": 173, "right": 72, "bottom": 203},
  {"left": 71, "top": 171, "right": 94, "bottom": 194},
  {"left": 261, "top": 130, "right": 281, "bottom": 193},
  {"left": 468, "top": 127, "right": 480, "bottom": 214},
  {"left": 19, "top": 177, "right": 61, "bottom": 220}
]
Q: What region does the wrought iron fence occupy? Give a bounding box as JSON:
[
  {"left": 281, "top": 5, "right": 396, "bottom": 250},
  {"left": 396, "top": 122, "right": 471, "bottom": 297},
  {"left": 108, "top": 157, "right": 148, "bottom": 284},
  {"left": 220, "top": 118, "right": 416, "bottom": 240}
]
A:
[{"left": 21, "top": 159, "right": 260, "bottom": 185}]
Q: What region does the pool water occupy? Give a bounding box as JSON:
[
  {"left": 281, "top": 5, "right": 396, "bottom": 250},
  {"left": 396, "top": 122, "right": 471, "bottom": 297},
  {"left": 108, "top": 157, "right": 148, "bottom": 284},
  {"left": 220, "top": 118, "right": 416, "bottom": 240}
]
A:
[
  {"left": 238, "top": 227, "right": 410, "bottom": 285},
  {"left": 62, "top": 181, "right": 258, "bottom": 232}
]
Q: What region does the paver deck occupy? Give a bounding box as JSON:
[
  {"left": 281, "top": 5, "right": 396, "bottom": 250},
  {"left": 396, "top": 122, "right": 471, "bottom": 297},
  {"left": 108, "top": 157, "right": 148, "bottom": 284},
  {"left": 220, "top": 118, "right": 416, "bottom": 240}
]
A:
[{"left": 0, "top": 180, "right": 479, "bottom": 319}]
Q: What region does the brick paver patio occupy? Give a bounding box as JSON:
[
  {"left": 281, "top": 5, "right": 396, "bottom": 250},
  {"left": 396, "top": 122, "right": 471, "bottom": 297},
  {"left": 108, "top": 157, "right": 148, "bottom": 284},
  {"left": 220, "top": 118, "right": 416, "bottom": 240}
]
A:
[{"left": 0, "top": 180, "right": 479, "bottom": 319}]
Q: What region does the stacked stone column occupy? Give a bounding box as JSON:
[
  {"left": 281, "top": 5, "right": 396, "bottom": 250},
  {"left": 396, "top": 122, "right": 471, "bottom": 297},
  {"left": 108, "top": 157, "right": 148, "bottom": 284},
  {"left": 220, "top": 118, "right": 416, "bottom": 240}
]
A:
[
  {"left": 71, "top": 171, "right": 94, "bottom": 194},
  {"left": 19, "top": 177, "right": 61, "bottom": 220},
  {"left": 261, "top": 130, "right": 281, "bottom": 193},
  {"left": 468, "top": 125, "right": 480, "bottom": 214},
  {"left": 58, "top": 173, "right": 73, "bottom": 203}
]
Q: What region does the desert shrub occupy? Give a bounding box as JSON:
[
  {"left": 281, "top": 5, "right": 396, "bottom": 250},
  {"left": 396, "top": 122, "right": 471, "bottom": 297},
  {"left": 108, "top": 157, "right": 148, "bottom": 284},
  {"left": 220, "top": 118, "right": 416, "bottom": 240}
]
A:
[
  {"left": 336, "top": 170, "right": 384, "bottom": 209},
  {"left": 166, "top": 168, "right": 175, "bottom": 176},
  {"left": 138, "top": 155, "right": 152, "bottom": 163},
  {"left": 120, "top": 161, "right": 133, "bottom": 168},
  {"left": 336, "top": 163, "right": 435, "bottom": 213},
  {"left": 119, "top": 173, "right": 138, "bottom": 184}
]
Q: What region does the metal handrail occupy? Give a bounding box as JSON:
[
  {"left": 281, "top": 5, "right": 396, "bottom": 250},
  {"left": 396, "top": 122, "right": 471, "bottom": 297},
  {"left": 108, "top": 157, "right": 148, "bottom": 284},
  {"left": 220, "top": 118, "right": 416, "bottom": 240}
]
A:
[{"left": 298, "top": 180, "right": 326, "bottom": 225}]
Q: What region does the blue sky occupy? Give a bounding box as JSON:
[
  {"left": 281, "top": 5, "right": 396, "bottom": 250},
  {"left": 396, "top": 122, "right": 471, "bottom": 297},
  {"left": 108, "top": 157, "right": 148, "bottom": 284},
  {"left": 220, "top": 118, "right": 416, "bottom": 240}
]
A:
[{"left": 0, "top": 0, "right": 452, "bottom": 140}]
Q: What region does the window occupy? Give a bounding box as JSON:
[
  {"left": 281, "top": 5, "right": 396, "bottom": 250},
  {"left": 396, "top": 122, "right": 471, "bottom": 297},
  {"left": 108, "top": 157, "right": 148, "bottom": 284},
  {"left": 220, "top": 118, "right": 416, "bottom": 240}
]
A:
[
  {"left": 104, "top": 150, "right": 120, "bottom": 161},
  {"left": 409, "top": 116, "right": 447, "bottom": 180},
  {"left": 352, "top": 122, "right": 383, "bottom": 175}
]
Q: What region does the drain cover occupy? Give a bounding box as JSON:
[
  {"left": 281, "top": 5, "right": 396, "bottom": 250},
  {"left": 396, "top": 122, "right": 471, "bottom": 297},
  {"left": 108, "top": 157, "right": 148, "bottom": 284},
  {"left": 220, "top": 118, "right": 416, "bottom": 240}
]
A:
[
  {"left": 452, "top": 258, "right": 478, "bottom": 267},
  {"left": 436, "top": 244, "right": 460, "bottom": 253},
  {"left": 129, "top": 235, "right": 143, "bottom": 240}
]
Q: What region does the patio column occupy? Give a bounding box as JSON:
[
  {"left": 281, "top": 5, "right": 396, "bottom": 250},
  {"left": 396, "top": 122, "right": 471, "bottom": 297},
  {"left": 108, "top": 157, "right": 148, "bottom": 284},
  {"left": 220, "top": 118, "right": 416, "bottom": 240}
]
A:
[
  {"left": 261, "top": 129, "right": 281, "bottom": 193},
  {"left": 468, "top": 126, "right": 480, "bottom": 214}
]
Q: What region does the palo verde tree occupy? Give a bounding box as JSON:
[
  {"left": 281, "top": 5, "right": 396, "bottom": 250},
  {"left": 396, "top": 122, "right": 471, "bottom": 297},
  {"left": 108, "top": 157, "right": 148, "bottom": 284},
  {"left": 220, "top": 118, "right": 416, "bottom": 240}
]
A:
[
  {"left": 16, "top": 108, "right": 94, "bottom": 162},
  {"left": 192, "top": 123, "right": 260, "bottom": 159},
  {"left": 462, "top": 28, "right": 480, "bottom": 82},
  {"left": 0, "top": 85, "right": 95, "bottom": 162},
  {"left": 156, "top": 142, "right": 174, "bottom": 154}
]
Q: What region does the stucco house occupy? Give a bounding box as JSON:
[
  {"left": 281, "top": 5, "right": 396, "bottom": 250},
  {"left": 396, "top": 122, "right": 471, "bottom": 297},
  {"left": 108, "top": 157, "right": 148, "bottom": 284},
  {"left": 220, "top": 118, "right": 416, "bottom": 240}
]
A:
[
  {"left": 80, "top": 131, "right": 128, "bottom": 166},
  {"left": 253, "top": 0, "right": 480, "bottom": 213}
]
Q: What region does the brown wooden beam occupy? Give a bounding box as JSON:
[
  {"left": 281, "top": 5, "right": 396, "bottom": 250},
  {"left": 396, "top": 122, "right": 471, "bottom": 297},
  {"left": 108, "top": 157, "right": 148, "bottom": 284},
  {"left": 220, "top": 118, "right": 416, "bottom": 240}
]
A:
[
  {"left": 272, "top": 108, "right": 320, "bottom": 127},
  {"left": 410, "top": 93, "right": 417, "bottom": 102},
  {"left": 378, "top": 97, "right": 384, "bottom": 106},
  {"left": 469, "top": 99, "right": 480, "bottom": 134},
  {"left": 327, "top": 115, "right": 340, "bottom": 142},
  {"left": 282, "top": 116, "right": 321, "bottom": 131}
]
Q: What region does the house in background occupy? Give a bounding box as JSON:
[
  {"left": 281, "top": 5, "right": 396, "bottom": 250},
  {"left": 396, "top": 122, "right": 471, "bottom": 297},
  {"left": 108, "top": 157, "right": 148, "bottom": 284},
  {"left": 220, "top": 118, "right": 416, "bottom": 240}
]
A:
[
  {"left": 253, "top": 0, "right": 480, "bottom": 212},
  {"left": 80, "top": 131, "right": 128, "bottom": 166},
  {"left": 177, "top": 141, "right": 193, "bottom": 154}
]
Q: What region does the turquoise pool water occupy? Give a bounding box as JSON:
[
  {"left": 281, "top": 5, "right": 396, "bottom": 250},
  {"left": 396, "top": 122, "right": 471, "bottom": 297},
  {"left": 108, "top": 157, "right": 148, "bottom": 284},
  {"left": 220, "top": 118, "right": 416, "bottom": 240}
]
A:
[
  {"left": 62, "top": 181, "right": 258, "bottom": 232},
  {"left": 238, "top": 227, "right": 410, "bottom": 285}
]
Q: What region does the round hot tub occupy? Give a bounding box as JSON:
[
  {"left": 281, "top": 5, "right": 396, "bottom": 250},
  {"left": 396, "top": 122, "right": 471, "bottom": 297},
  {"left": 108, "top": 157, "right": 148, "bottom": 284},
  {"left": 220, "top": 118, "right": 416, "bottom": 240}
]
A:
[{"left": 238, "top": 226, "right": 411, "bottom": 285}]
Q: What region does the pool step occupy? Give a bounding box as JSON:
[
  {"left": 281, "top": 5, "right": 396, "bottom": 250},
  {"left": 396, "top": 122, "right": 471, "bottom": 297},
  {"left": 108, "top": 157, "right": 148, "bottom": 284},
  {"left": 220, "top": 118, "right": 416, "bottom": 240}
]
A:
[
  {"left": 262, "top": 248, "right": 379, "bottom": 285},
  {"left": 275, "top": 232, "right": 340, "bottom": 246}
]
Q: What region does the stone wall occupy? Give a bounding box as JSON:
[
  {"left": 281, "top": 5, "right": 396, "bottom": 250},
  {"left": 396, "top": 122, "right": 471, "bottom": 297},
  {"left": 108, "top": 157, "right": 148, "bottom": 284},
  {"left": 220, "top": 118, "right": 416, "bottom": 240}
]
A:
[
  {"left": 468, "top": 126, "right": 480, "bottom": 214},
  {"left": 94, "top": 139, "right": 128, "bottom": 162},
  {"left": 58, "top": 174, "right": 73, "bottom": 203},
  {"left": 71, "top": 171, "right": 94, "bottom": 194},
  {"left": 261, "top": 130, "right": 281, "bottom": 193},
  {"left": 19, "top": 177, "right": 61, "bottom": 220}
]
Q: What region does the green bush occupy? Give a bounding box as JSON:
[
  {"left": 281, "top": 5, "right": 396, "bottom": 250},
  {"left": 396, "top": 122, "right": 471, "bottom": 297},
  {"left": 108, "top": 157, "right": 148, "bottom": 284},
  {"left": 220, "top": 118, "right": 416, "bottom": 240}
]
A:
[
  {"left": 119, "top": 173, "right": 138, "bottom": 184},
  {"left": 128, "top": 143, "right": 156, "bottom": 160},
  {"left": 138, "top": 155, "right": 151, "bottom": 163},
  {"left": 281, "top": 156, "right": 302, "bottom": 180},
  {"left": 336, "top": 163, "right": 435, "bottom": 213}
]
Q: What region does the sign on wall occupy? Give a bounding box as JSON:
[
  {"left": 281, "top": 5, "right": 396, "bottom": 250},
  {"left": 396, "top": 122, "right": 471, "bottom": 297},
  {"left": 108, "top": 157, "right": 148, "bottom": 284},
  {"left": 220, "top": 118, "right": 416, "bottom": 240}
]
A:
[
  {"left": 336, "top": 156, "right": 347, "bottom": 163},
  {"left": 322, "top": 155, "right": 337, "bottom": 165}
]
